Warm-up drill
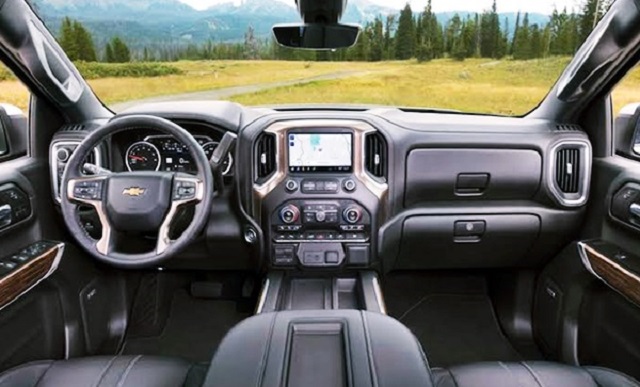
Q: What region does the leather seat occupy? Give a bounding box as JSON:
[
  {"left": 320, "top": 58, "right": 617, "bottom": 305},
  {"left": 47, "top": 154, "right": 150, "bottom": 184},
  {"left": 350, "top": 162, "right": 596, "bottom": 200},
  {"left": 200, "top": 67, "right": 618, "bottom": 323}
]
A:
[
  {"left": 433, "top": 361, "right": 640, "bottom": 387},
  {"left": 0, "top": 355, "right": 205, "bottom": 387}
]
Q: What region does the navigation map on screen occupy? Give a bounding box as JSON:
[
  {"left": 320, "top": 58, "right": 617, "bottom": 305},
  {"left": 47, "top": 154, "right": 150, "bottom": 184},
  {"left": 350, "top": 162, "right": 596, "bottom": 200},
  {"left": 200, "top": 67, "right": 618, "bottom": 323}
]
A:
[{"left": 288, "top": 133, "right": 352, "bottom": 172}]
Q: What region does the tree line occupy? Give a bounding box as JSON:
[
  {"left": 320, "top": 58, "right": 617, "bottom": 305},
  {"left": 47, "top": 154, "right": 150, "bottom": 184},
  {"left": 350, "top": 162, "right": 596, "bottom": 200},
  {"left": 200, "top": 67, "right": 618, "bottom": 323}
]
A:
[{"left": 58, "top": 0, "right": 611, "bottom": 63}]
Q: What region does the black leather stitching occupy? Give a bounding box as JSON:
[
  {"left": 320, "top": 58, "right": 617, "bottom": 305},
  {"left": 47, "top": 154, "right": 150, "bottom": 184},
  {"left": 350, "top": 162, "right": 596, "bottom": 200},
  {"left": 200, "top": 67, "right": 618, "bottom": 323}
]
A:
[
  {"left": 255, "top": 312, "right": 277, "bottom": 387},
  {"left": 521, "top": 361, "right": 546, "bottom": 387},
  {"left": 92, "top": 356, "right": 118, "bottom": 387},
  {"left": 115, "top": 355, "right": 142, "bottom": 387},
  {"left": 32, "top": 361, "right": 55, "bottom": 387},
  {"left": 361, "top": 310, "right": 380, "bottom": 387}
]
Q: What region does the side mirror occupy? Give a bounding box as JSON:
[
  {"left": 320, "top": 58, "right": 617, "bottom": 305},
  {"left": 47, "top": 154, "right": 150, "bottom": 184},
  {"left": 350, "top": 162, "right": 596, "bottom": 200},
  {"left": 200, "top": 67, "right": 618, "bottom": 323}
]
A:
[
  {"left": 272, "top": 23, "right": 360, "bottom": 50},
  {"left": 0, "top": 104, "right": 28, "bottom": 161}
]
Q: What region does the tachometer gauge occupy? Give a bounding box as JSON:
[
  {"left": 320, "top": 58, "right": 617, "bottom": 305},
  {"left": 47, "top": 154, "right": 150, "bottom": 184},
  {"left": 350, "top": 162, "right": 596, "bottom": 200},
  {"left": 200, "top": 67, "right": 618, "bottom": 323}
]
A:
[
  {"left": 126, "top": 142, "right": 161, "bottom": 171},
  {"left": 203, "top": 142, "right": 234, "bottom": 175}
]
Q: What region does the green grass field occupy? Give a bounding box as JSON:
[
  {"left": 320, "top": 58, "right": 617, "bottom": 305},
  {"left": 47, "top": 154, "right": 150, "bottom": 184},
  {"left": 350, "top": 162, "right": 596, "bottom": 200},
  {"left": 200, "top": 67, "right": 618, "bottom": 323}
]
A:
[{"left": 1, "top": 58, "right": 638, "bottom": 116}]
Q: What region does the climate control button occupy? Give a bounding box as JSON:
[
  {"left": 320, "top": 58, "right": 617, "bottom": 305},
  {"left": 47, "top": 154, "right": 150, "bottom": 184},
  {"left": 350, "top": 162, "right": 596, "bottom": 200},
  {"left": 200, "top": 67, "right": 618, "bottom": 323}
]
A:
[
  {"left": 280, "top": 205, "right": 300, "bottom": 224},
  {"left": 343, "top": 207, "right": 362, "bottom": 224}
]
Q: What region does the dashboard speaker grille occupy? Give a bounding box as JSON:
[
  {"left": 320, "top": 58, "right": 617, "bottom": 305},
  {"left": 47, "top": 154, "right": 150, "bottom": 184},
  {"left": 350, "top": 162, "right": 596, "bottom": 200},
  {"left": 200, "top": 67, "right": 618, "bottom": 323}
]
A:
[
  {"left": 555, "top": 148, "right": 581, "bottom": 194},
  {"left": 256, "top": 133, "right": 276, "bottom": 179},
  {"left": 365, "top": 132, "right": 387, "bottom": 180}
]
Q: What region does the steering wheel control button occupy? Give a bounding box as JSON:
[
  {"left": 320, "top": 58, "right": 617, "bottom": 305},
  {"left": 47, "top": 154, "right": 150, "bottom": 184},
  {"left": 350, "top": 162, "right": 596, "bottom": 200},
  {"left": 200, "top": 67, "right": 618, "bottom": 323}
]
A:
[
  {"left": 285, "top": 180, "right": 299, "bottom": 193},
  {"left": 73, "top": 181, "right": 103, "bottom": 200},
  {"left": 174, "top": 180, "right": 197, "bottom": 200},
  {"left": 343, "top": 179, "right": 357, "bottom": 192},
  {"left": 343, "top": 207, "right": 362, "bottom": 224},
  {"left": 280, "top": 205, "right": 300, "bottom": 224}
]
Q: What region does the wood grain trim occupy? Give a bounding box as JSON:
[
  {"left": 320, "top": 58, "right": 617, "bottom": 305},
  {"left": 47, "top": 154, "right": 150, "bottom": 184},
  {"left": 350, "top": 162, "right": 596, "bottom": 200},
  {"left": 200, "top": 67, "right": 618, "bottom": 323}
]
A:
[
  {"left": 0, "top": 244, "right": 64, "bottom": 310},
  {"left": 578, "top": 242, "right": 640, "bottom": 307}
]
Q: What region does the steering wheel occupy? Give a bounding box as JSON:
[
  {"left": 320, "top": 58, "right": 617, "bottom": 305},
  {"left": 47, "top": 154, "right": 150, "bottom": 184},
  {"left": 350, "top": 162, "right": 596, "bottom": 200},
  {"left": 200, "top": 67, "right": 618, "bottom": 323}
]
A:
[{"left": 60, "top": 115, "right": 214, "bottom": 268}]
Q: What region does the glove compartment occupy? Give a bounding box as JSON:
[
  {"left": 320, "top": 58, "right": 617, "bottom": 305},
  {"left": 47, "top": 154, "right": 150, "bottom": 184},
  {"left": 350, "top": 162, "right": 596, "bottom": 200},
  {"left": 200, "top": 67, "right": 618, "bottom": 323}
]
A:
[
  {"left": 395, "top": 214, "right": 541, "bottom": 269},
  {"left": 404, "top": 148, "right": 542, "bottom": 207}
]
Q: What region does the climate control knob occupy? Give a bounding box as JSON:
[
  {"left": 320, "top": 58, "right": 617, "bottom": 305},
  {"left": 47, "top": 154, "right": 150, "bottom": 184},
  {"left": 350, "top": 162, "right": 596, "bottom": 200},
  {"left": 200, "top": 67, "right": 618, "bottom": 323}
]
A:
[
  {"left": 280, "top": 205, "right": 300, "bottom": 224},
  {"left": 343, "top": 207, "right": 362, "bottom": 224}
]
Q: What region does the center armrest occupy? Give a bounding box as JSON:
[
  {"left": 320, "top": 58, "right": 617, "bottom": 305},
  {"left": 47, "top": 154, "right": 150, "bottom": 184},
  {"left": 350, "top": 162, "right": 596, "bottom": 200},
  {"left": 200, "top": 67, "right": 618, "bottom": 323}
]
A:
[{"left": 202, "top": 310, "right": 433, "bottom": 387}]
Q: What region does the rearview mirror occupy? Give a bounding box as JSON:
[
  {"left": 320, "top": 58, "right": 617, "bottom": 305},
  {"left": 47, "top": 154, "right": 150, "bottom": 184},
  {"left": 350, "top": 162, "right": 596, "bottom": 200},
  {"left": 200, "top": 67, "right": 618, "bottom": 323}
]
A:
[{"left": 272, "top": 23, "right": 360, "bottom": 50}]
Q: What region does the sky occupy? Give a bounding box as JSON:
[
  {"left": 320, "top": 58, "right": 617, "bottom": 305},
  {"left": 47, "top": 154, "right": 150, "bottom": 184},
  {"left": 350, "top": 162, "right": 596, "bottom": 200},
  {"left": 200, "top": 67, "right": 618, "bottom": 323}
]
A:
[{"left": 178, "top": 0, "right": 584, "bottom": 14}]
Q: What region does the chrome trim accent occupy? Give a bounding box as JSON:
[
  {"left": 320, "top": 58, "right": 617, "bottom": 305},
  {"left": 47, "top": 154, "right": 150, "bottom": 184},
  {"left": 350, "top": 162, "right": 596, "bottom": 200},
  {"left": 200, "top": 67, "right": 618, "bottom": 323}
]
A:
[
  {"left": 547, "top": 140, "right": 592, "bottom": 208},
  {"left": 255, "top": 278, "right": 270, "bottom": 314},
  {"left": 371, "top": 275, "right": 387, "bottom": 315},
  {"left": 252, "top": 120, "right": 389, "bottom": 214},
  {"left": 630, "top": 203, "right": 640, "bottom": 218},
  {"left": 0, "top": 204, "right": 11, "bottom": 229},
  {"left": 156, "top": 176, "right": 204, "bottom": 255},
  {"left": 125, "top": 141, "right": 161, "bottom": 172},
  {"left": 577, "top": 241, "right": 602, "bottom": 281},
  {"left": 67, "top": 176, "right": 111, "bottom": 255},
  {"left": 51, "top": 141, "right": 103, "bottom": 203}
]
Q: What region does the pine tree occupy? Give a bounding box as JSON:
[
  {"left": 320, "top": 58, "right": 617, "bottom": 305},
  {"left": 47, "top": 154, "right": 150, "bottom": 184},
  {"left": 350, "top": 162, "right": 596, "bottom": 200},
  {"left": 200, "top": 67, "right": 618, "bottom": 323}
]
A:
[
  {"left": 369, "top": 17, "right": 384, "bottom": 61},
  {"left": 243, "top": 26, "right": 260, "bottom": 60},
  {"left": 461, "top": 15, "right": 478, "bottom": 58},
  {"left": 513, "top": 13, "right": 531, "bottom": 60},
  {"left": 395, "top": 3, "right": 416, "bottom": 60},
  {"left": 72, "top": 21, "right": 97, "bottom": 62},
  {"left": 105, "top": 42, "right": 114, "bottom": 62},
  {"left": 511, "top": 11, "right": 521, "bottom": 55},
  {"left": 59, "top": 17, "right": 78, "bottom": 61},
  {"left": 383, "top": 15, "right": 396, "bottom": 60},
  {"left": 418, "top": 0, "right": 445, "bottom": 60},
  {"left": 579, "top": 0, "right": 606, "bottom": 45},
  {"left": 109, "top": 37, "right": 131, "bottom": 63},
  {"left": 479, "top": 0, "right": 502, "bottom": 58},
  {"left": 530, "top": 24, "right": 544, "bottom": 58}
]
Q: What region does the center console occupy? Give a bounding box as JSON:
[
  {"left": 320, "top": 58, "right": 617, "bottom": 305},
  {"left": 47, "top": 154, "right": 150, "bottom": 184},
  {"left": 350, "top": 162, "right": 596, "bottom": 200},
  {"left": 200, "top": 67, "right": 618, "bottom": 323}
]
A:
[{"left": 252, "top": 120, "right": 388, "bottom": 270}]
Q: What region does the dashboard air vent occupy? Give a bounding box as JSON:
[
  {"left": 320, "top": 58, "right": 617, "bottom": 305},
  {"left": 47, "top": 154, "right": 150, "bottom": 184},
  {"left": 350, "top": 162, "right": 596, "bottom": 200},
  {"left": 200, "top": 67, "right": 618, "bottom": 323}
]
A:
[
  {"left": 365, "top": 132, "right": 387, "bottom": 180},
  {"left": 556, "top": 124, "right": 582, "bottom": 132},
  {"left": 62, "top": 124, "right": 86, "bottom": 132},
  {"left": 256, "top": 133, "right": 276, "bottom": 179},
  {"left": 555, "top": 147, "right": 581, "bottom": 194}
]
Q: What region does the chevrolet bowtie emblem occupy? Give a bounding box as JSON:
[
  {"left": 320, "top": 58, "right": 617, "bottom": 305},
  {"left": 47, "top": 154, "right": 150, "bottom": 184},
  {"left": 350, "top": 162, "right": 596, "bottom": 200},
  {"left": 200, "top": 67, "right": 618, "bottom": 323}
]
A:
[{"left": 122, "top": 187, "right": 146, "bottom": 197}]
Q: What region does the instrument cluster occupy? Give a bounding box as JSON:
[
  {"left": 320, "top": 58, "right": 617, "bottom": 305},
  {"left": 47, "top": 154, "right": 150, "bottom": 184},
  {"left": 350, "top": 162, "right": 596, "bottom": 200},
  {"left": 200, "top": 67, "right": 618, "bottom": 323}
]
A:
[{"left": 125, "top": 135, "right": 233, "bottom": 175}]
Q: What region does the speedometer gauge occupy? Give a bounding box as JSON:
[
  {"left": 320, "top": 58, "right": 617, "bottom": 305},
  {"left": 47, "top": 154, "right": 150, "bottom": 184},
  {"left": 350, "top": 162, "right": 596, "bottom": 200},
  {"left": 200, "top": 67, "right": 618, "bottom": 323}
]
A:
[
  {"left": 126, "top": 142, "right": 161, "bottom": 172},
  {"left": 203, "top": 142, "right": 234, "bottom": 175}
]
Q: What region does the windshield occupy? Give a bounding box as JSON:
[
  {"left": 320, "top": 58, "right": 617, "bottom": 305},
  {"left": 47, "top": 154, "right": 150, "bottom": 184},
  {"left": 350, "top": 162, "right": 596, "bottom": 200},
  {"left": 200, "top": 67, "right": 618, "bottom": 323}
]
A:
[{"left": 1, "top": 0, "right": 620, "bottom": 115}]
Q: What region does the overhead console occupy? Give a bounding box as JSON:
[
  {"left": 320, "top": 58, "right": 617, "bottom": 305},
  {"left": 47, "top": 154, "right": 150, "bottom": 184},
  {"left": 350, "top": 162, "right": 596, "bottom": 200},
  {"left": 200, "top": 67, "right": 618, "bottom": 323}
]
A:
[{"left": 251, "top": 120, "right": 388, "bottom": 271}]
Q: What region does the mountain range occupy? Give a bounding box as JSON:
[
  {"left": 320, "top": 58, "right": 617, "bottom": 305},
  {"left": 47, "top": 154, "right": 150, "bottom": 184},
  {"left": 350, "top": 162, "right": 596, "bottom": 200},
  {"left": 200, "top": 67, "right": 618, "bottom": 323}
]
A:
[{"left": 29, "top": 0, "right": 550, "bottom": 49}]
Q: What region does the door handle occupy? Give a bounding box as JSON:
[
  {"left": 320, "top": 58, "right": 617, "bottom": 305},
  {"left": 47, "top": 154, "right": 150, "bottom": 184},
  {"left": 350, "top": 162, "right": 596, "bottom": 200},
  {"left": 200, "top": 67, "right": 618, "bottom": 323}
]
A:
[
  {"left": 0, "top": 204, "right": 12, "bottom": 229},
  {"left": 630, "top": 203, "right": 640, "bottom": 218}
]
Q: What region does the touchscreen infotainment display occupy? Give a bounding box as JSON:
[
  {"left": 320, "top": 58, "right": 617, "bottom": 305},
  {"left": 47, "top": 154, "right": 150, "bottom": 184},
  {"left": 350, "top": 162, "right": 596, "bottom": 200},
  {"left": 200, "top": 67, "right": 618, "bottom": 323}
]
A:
[{"left": 288, "top": 133, "right": 352, "bottom": 173}]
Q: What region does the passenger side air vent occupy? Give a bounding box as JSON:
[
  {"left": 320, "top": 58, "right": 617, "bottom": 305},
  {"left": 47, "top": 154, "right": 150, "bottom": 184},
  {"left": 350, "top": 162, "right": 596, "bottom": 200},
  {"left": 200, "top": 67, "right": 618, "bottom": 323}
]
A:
[
  {"left": 555, "top": 124, "right": 582, "bottom": 132},
  {"left": 549, "top": 141, "right": 591, "bottom": 208},
  {"left": 365, "top": 132, "right": 387, "bottom": 180},
  {"left": 555, "top": 148, "right": 581, "bottom": 193},
  {"left": 256, "top": 133, "right": 276, "bottom": 179}
]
